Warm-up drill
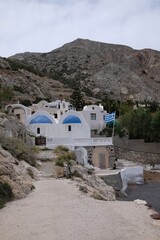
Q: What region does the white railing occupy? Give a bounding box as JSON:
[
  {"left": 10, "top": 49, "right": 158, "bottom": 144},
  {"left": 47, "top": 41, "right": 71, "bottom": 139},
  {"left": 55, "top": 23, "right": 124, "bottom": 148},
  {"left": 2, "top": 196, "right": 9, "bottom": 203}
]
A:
[
  {"left": 74, "top": 137, "right": 113, "bottom": 146},
  {"left": 47, "top": 138, "right": 72, "bottom": 144},
  {"left": 46, "top": 137, "right": 113, "bottom": 148}
]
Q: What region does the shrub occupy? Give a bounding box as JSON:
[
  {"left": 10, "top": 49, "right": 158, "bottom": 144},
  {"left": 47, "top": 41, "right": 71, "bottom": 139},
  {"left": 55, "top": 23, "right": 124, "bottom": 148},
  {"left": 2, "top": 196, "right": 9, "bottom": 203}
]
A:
[
  {"left": 27, "top": 168, "right": 34, "bottom": 178},
  {"left": 54, "top": 145, "right": 69, "bottom": 156},
  {"left": 55, "top": 156, "right": 65, "bottom": 167},
  {"left": 69, "top": 151, "right": 76, "bottom": 161},
  {"left": 91, "top": 191, "right": 105, "bottom": 201},
  {"left": 0, "top": 182, "right": 13, "bottom": 208},
  {"left": 54, "top": 146, "right": 76, "bottom": 167}
]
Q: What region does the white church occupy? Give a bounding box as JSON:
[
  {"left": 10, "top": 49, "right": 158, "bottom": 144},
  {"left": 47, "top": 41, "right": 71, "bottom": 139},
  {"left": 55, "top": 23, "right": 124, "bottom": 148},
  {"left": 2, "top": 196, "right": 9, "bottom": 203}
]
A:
[{"left": 6, "top": 100, "right": 115, "bottom": 169}]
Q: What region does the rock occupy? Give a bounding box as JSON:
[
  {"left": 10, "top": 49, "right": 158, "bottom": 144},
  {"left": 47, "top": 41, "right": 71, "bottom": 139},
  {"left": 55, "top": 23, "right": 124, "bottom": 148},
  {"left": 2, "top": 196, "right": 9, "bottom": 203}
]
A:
[
  {"left": 79, "top": 185, "right": 88, "bottom": 193},
  {"left": 0, "top": 175, "right": 33, "bottom": 199},
  {"left": 72, "top": 164, "right": 116, "bottom": 201},
  {"left": 134, "top": 199, "right": 147, "bottom": 205},
  {"left": 0, "top": 146, "right": 38, "bottom": 199},
  {"left": 56, "top": 166, "right": 65, "bottom": 178}
]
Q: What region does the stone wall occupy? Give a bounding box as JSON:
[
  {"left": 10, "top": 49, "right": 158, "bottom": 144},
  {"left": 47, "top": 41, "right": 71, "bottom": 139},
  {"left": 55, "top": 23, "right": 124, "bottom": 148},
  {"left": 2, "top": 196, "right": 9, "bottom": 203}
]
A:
[
  {"left": 114, "top": 136, "right": 160, "bottom": 154},
  {"left": 115, "top": 147, "right": 160, "bottom": 165}
]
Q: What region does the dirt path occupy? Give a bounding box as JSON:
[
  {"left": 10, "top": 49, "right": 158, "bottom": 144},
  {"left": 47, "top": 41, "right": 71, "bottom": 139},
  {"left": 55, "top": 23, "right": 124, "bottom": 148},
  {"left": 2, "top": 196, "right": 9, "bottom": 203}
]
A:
[{"left": 0, "top": 179, "right": 160, "bottom": 240}]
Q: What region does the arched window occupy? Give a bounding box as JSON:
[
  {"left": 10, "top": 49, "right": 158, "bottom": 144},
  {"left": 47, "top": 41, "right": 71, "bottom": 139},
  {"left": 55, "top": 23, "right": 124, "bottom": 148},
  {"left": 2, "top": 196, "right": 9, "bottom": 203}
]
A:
[{"left": 68, "top": 125, "right": 71, "bottom": 131}]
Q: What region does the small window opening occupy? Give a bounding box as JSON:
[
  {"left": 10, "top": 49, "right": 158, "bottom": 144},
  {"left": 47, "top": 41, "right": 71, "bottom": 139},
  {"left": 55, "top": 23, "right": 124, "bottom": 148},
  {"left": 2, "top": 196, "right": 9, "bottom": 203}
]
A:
[
  {"left": 68, "top": 125, "right": 71, "bottom": 131},
  {"left": 90, "top": 113, "right": 96, "bottom": 120},
  {"left": 54, "top": 113, "right": 58, "bottom": 119},
  {"left": 37, "top": 128, "right": 40, "bottom": 134},
  {"left": 16, "top": 114, "right": 20, "bottom": 120}
]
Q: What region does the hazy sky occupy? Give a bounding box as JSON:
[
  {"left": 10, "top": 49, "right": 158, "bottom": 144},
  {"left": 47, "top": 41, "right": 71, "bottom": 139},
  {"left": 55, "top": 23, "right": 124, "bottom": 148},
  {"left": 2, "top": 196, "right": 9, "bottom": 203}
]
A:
[{"left": 0, "top": 0, "right": 160, "bottom": 57}]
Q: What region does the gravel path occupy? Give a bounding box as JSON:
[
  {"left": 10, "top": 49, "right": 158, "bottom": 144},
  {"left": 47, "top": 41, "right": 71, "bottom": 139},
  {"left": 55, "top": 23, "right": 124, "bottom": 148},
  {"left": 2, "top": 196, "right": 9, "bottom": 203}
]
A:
[{"left": 0, "top": 179, "right": 160, "bottom": 240}]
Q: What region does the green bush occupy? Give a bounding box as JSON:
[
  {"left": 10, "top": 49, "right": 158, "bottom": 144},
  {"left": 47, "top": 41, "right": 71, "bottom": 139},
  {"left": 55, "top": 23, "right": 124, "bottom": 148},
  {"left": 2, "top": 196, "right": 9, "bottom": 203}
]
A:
[
  {"left": 54, "top": 146, "right": 76, "bottom": 167},
  {"left": 0, "top": 182, "right": 13, "bottom": 208},
  {"left": 54, "top": 145, "right": 69, "bottom": 156},
  {"left": 55, "top": 156, "right": 66, "bottom": 167}
]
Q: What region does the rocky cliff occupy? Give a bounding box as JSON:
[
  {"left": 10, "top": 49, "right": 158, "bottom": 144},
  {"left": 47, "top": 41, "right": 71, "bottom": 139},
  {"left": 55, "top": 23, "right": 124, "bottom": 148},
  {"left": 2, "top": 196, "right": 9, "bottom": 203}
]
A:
[
  {"left": 0, "top": 39, "right": 160, "bottom": 103},
  {"left": 9, "top": 38, "right": 160, "bottom": 102},
  {"left": 0, "top": 57, "right": 72, "bottom": 103}
]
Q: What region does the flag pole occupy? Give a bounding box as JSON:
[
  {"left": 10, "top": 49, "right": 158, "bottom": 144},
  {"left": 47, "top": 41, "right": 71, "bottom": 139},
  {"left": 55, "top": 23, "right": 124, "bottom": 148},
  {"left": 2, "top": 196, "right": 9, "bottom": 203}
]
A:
[{"left": 112, "top": 112, "right": 116, "bottom": 139}]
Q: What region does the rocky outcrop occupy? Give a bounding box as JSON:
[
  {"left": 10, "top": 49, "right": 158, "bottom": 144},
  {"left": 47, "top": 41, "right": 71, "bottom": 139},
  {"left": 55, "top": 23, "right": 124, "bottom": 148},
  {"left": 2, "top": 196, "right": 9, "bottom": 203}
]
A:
[
  {"left": 0, "top": 146, "right": 39, "bottom": 199},
  {"left": 0, "top": 67, "right": 72, "bottom": 103},
  {"left": 70, "top": 163, "right": 116, "bottom": 201}
]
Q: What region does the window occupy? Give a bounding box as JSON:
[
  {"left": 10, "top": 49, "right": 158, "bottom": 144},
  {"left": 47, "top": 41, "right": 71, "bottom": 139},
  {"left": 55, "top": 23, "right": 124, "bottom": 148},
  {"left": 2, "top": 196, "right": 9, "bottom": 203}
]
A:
[
  {"left": 16, "top": 114, "right": 20, "bottom": 120},
  {"left": 68, "top": 125, "right": 71, "bottom": 131},
  {"left": 37, "top": 128, "right": 40, "bottom": 134},
  {"left": 90, "top": 113, "right": 96, "bottom": 120},
  {"left": 54, "top": 113, "right": 57, "bottom": 119}
]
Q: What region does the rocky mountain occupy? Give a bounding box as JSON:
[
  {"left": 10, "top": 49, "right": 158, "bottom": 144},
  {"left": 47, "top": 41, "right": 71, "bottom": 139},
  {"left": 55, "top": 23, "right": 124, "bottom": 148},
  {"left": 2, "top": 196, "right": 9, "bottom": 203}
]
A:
[
  {"left": 1, "top": 38, "right": 160, "bottom": 103},
  {"left": 0, "top": 57, "right": 73, "bottom": 104}
]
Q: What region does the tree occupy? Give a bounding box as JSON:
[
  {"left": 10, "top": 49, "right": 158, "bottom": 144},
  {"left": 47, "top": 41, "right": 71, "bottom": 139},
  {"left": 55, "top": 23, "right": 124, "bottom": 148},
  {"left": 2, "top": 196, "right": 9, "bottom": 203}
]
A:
[
  {"left": 118, "top": 109, "right": 152, "bottom": 141},
  {"left": 0, "top": 84, "right": 14, "bottom": 108},
  {"left": 70, "top": 77, "right": 85, "bottom": 111},
  {"left": 151, "top": 111, "right": 160, "bottom": 142}
]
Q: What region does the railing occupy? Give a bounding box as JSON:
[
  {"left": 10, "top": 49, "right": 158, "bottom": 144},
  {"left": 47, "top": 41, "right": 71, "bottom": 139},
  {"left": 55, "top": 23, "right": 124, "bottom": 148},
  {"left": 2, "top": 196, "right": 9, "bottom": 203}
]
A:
[
  {"left": 46, "top": 137, "right": 113, "bottom": 147},
  {"left": 74, "top": 137, "right": 112, "bottom": 146},
  {"left": 47, "top": 138, "right": 72, "bottom": 144}
]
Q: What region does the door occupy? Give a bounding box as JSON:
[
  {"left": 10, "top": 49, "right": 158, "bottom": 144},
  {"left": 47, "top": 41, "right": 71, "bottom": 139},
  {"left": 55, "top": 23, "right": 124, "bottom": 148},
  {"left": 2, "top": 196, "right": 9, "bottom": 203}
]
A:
[
  {"left": 99, "top": 153, "right": 106, "bottom": 169},
  {"left": 35, "top": 136, "right": 46, "bottom": 146}
]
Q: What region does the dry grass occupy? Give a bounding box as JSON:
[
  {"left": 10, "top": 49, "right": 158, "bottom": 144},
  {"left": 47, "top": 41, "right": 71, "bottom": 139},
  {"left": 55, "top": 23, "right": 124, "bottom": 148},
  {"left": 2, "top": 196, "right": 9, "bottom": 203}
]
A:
[{"left": 144, "top": 171, "right": 160, "bottom": 182}]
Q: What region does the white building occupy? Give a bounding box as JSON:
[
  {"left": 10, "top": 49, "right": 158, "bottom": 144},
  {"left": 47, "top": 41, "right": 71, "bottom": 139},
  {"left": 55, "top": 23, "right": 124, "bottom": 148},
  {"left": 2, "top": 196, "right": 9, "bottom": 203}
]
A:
[
  {"left": 5, "top": 100, "right": 114, "bottom": 169},
  {"left": 29, "top": 100, "right": 75, "bottom": 120},
  {"left": 81, "top": 104, "right": 107, "bottom": 131}
]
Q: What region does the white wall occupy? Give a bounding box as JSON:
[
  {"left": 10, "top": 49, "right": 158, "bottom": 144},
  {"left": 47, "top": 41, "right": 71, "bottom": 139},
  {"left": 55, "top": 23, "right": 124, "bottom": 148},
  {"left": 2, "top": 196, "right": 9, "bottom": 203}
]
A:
[
  {"left": 75, "top": 147, "right": 88, "bottom": 165},
  {"left": 82, "top": 105, "right": 107, "bottom": 130},
  {"left": 120, "top": 166, "right": 144, "bottom": 185}
]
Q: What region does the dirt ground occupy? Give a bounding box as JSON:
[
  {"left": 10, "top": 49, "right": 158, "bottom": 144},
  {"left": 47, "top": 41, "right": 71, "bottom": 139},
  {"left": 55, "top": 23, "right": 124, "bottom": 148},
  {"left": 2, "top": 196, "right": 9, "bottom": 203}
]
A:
[
  {"left": 0, "top": 179, "right": 160, "bottom": 240},
  {"left": 144, "top": 170, "right": 160, "bottom": 182}
]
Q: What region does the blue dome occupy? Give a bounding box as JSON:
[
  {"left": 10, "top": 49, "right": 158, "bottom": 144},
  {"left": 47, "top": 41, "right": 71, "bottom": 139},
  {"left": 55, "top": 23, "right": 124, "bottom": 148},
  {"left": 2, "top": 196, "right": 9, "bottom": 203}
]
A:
[
  {"left": 30, "top": 115, "right": 53, "bottom": 124},
  {"left": 63, "top": 115, "right": 81, "bottom": 124}
]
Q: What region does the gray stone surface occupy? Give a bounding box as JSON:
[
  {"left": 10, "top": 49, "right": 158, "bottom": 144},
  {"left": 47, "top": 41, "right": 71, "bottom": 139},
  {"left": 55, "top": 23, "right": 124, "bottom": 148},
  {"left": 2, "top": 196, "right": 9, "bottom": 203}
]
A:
[
  {"left": 100, "top": 172, "right": 123, "bottom": 190},
  {"left": 0, "top": 146, "right": 38, "bottom": 199}
]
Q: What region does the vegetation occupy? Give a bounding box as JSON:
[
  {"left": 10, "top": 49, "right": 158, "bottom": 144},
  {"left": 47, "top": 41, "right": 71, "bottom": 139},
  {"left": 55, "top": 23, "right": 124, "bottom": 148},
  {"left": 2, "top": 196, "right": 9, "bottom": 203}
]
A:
[
  {"left": 0, "top": 137, "right": 37, "bottom": 166},
  {"left": 54, "top": 146, "right": 76, "bottom": 167},
  {"left": 91, "top": 191, "right": 105, "bottom": 201},
  {"left": 70, "top": 75, "right": 85, "bottom": 110},
  {"left": 20, "top": 99, "right": 32, "bottom": 106},
  {"left": 0, "top": 84, "right": 14, "bottom": 108},
  {"left": 4, "top": 58, "right": 44, "bottom": 77},
  {"left": 0, "top": 182, "right": 13, "bottom": 209},
  {"left": 99, "top": 94, "right": 160, "bottom": 142},
  {"left": 115, "top": 109, "right": 160, "bottom": 142}
]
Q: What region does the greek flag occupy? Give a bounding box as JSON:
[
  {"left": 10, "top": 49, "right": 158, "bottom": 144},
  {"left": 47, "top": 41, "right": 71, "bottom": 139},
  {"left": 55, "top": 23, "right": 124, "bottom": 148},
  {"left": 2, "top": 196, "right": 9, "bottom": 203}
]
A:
[{"left": 104, "top": 112, "right": 115, "bottom": 123}]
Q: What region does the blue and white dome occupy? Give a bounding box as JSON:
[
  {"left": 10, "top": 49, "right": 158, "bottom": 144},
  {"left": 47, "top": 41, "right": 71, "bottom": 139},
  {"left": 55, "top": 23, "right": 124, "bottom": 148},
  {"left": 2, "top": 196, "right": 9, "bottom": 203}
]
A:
[
  {"left": 30, "top": 115, "right": 53, "bottom": 124},
  {"left": 62, "top": 115, "right": 82, "bottom": 124}
]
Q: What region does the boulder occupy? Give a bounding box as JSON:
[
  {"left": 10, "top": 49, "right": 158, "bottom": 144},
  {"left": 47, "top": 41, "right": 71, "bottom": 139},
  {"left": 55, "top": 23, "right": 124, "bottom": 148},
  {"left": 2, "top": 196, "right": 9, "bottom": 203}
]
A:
[
  {"left": 72, "top": 164, "right": 116, "bottom": 201},
  {"left": 0, "top": 146, "right": 38, "bottom": 199}
]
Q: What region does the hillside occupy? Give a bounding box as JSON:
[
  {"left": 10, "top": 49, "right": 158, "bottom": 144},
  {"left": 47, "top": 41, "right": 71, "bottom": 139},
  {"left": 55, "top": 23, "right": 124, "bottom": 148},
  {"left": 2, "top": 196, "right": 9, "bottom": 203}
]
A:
[
  {"left": 0, "top": 57, "right": 72, "bottom": 104},
  {"left": 1, "top": 38, "right": 160, "bottom": 103}
]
